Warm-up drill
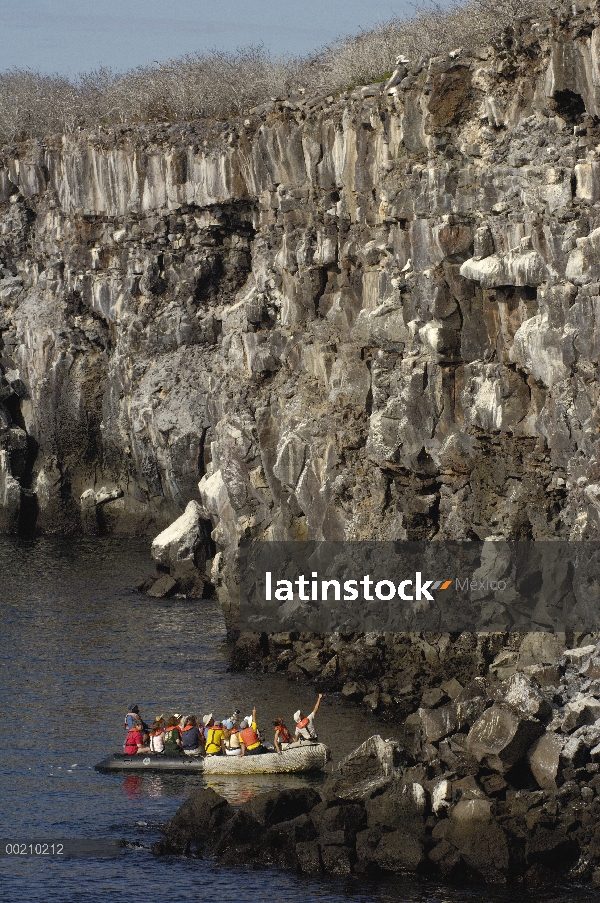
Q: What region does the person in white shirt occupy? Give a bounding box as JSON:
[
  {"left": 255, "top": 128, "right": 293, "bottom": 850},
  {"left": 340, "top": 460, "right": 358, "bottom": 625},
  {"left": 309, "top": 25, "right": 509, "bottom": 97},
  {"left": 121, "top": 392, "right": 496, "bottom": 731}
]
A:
[{"left": 294, "top": 693, "right": 323, "bottom": 742}]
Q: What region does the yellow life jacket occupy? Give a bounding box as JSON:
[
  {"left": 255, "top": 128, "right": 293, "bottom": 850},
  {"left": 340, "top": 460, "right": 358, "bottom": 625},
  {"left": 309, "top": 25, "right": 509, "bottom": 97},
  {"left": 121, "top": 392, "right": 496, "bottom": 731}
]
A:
[{"left": 205, "top": 728, "right": 223, "bottom": 755}]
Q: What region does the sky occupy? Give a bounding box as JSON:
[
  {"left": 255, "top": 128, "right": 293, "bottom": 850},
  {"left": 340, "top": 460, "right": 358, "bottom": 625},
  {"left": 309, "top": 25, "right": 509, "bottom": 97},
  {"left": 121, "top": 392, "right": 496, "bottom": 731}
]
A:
[{"left": 0, "top": 0, "right": 415, "bottom": 76}]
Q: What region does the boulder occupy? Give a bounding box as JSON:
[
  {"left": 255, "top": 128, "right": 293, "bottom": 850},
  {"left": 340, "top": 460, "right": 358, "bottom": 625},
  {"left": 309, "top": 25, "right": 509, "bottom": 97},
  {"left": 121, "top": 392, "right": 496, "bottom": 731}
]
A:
[
  {"left": 421, "top": 687, "right": 448, "bottom": 708},
  {"left": 295, "top": 840, "right": 321, "bottom": 874},
  {"left": 561, "top": 695, "right": 600, "bottom": 732},
  {"left": 229, "top": 631, "right": 269, "bottom": 670},
  {"left": 338, "top": 735, "right": 404, "bottom": 782},
  {"left": 211, "top": 808, "right": 264, "bottom": 863},
  {"left": 432, "top": 778, "right": 452, "bottom": 815},
  {"left": 341, "top": 681, "right": 364, "bottom": 700},
  {"left": 497, "top": 673, "right": 552, "bottom": 722},
  {"left": 581, "top": 654, "right": 600, "bottom": 680},
  {"left": 355, "top": 826, "right": 383, "bottom": 869},
  {"left": 151, "top": 501, "right": 207, "bottom": 567},
  {"left": 146, "top": 574, "right": 178, "bottom": 598},
  {"left": 490, "top": 650, "right": 518, "bottom": 680},
  {"left": 319, "top": 837, "right": 353, "bottom": 875},
  {"left": 428, "top": 838, "right": 461, "bottom": 876},
  {"left": 527, "top": 732, "right": 563, "bottom": 791},
  {"left": 311, "top": 800, "right": 367, "bottom": 838},
  {"left": 452, "top": 775, "right": 487, "bottom": 801},
  {"left": 453, "top": 695, "right": 489, "bottom": 732},
  {"left": 479, "top": 774, "right": 508, "bottom": 797},
  {"left": 525, "top": 826, "right": 579, "bottom": 870},
  {"left": 418, "top": 704, "right": 457, "bottom": 743},
  {"left": 372, "top": 829, "right": 425, "bottom": 872},
  {"left": 518, "top": 633, "right": 564, "bottom": 668},
  {"left": 451, "top": 798, "right": 492, "bottom": 822},
  {"left": 560, "top": 735, "right": 589, "bottom": 769},
  {"left": 522, "top": 664, "right": 560, "bottom": 688},
  {"left": 154, "top": 787, "right": 234, "bottom": 854},
  {"left": 438, "top": 734, "right": 480, "bottom": 777},
  {"left": 440, "top": 678, "right": 463, "bottom": 699},
  {"left": 561, "top": 646, "right": 597, "bottom": 670},
  {"left": 150, "top": 500, "right": 210, "bottom": 596},
  {"left": 445, "top": 805, "right": 511, "bottom": 883},
  {"left": 466, "top": 704, "right": 545, "bottom": 773},
  {"left": 244, "top": 787, "right": 321, "bottom": 827},
  {"left": 365, "top": 777, "right": 427, "bottom": 829}
]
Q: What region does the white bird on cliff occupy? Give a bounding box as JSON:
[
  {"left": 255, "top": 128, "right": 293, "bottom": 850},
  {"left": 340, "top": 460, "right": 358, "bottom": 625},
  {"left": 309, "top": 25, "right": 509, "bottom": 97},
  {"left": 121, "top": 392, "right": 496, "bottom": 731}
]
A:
[{"left": 383, "top": 55, "right": 411, "bottom": 94}]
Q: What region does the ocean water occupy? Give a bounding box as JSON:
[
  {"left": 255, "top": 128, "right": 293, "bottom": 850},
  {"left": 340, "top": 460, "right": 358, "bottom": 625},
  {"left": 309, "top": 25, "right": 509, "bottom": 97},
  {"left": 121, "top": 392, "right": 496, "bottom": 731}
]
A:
[{"left": 0, "top": 536, "right": 596, "bottom": 902}]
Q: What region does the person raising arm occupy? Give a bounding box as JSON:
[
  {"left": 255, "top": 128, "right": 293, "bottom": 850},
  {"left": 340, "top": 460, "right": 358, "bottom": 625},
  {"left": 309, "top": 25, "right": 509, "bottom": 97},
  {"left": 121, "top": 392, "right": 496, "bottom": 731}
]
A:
[
  {"left": 294, "top": 694, "right": 323, "bottom": 742},
  {"left": 239, "top": 707, "right": 265, "bottom": 756}
]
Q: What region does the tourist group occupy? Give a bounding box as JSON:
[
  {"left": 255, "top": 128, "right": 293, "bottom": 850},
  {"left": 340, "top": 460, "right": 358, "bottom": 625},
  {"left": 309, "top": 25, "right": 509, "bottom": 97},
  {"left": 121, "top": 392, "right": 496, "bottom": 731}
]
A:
[{"left": 123, "top": 694, "right": 323, "bottom": 757}]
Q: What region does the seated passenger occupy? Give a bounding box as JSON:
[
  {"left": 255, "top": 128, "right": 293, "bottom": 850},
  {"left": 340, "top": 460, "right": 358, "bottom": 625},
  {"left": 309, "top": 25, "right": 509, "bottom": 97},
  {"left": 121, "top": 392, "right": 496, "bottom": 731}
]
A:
[
  {"left": 123, "top": 717, "right": 150, "bottom": 755},
  {"left": 294, "top": 693, "right": 323, "bottom": 743},
  {"left": 148, "top": 717, "right": 165, "bottom": 754},
  {"left": 163, "top": 716, "right": 184, "bottom": 756},
  {"left": 124, "top": 705, "right": 148, "bottom": 737},
  {"left": 124, "top": 705, "right": 140, "bottom": 731},
  {"left": 222, "top": 718, "right": 242, "bottom": 756},
  {"left": 203, "top": 715, "right": 224, "bottom": 756},
  {"left": 272, "top": 717, "right": 292, "bottom": 753},
  {"left": 181, "top": 716, "right": 202, "bottom": 756},
  {"left": 239, "top": 708, "right": 266, "bottom": 756},
  {"left": 174, "top": 713, "right": 185, "bottom": 730}
]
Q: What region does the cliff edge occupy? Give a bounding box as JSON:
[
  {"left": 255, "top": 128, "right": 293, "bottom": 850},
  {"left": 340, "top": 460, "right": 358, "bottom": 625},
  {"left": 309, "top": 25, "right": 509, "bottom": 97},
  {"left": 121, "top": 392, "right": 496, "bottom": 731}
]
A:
[{"left": 1, "top": 2, "right": 600, "bottom": 622}]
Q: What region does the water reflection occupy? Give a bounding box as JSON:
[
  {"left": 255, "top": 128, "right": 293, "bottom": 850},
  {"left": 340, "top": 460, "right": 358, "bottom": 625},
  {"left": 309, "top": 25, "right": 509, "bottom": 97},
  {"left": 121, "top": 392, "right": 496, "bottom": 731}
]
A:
[
  {"left": 122, "top": 775, "right": 144, "bottom": 800},
  {"left": 114, "top": 769, "right": 330, "bottom": 807},
  {"left": 204, "top": 772, "right": 329, "bottom": 806}
]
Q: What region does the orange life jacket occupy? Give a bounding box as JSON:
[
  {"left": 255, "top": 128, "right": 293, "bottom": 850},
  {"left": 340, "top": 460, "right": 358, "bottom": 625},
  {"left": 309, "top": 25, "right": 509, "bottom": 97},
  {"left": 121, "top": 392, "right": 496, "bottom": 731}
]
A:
[
  {"left": 297, "top": 717, "right": 310, "bottom": 730},
  {"left": 240, "top": 725, "right": 260, "bottom": 749},
  {"left": 181, "top": 725, "right": 196, "bottom": 733},
  {"left": 276, "top": 724, "right": 291, "bottom": 743}
]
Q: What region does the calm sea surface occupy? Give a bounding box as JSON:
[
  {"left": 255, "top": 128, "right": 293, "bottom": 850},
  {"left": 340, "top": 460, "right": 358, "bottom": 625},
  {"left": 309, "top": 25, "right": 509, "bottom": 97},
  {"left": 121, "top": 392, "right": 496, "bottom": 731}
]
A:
[{"left": 0, "top": 537, "right": 596, "bottom": 902}]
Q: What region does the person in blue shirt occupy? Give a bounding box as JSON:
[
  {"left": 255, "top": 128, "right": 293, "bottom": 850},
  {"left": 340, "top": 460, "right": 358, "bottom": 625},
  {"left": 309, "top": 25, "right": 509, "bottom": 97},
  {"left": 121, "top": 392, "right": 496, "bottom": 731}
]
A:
[
  {"left": 124, "top": 705, "right": 148, "bottom": 739},
  {"left": 124, "top": 705, "right": 140, "bottom": 730}
]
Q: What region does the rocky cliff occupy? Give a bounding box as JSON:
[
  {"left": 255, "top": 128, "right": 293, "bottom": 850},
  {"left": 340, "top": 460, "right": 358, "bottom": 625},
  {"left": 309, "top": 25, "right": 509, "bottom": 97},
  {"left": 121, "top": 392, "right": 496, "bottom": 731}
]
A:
[{"left": 2, "top": 3, "right": 600, "bottom": 616}]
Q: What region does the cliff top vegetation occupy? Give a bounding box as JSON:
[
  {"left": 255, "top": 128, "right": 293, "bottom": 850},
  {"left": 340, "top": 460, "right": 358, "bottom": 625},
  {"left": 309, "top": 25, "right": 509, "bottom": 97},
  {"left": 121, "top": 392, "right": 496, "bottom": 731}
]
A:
[{"left": 0, "top": 0, "right": 555, "bottom": 144}]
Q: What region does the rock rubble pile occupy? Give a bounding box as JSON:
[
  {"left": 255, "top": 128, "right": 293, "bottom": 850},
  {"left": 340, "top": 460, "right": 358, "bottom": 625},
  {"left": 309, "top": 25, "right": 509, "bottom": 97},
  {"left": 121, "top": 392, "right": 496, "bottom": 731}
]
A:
[{"left": 155, "top": 639, "right": 600, "bottom": 885}]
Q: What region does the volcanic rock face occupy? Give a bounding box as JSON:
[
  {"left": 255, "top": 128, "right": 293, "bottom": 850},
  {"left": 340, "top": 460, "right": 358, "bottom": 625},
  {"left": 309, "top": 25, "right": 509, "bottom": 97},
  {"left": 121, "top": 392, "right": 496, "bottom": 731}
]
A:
[{"left": 1, "top": 5, "right": 600, "bottom": 611}]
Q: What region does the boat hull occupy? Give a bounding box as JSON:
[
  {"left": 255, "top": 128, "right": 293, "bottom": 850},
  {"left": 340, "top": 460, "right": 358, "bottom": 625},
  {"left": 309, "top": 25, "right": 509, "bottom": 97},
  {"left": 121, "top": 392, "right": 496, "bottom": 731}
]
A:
[
  {"left": 94, "top": 743, "right": 330, "bottom": 775},
  {"left": 204, "top": 743, "right": 330, "bottom": 774},
  {"left": 94, "top": 753, "right": 205, "bottom": 773}
]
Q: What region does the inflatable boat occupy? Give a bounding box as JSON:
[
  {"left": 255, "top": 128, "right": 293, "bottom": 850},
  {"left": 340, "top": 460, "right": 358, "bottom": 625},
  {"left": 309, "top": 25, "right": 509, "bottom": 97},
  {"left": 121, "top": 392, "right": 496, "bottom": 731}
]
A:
[{"left": 94, "top": 742, "right": 330, "bottom": 775}]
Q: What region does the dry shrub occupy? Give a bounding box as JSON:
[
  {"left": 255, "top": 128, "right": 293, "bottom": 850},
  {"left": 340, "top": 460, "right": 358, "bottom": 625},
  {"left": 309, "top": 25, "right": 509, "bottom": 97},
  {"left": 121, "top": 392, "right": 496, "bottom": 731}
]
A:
[{"left": 0, "top": 0, "right": 553, "bottom": 143}]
